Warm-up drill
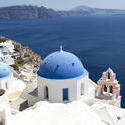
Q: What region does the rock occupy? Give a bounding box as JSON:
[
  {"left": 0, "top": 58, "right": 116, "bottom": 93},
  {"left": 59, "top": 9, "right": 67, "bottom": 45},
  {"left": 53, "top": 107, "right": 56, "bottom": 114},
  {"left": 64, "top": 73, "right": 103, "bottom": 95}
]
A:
[{"left": 0, "top": 5, "right": 59, "bottom": 19}]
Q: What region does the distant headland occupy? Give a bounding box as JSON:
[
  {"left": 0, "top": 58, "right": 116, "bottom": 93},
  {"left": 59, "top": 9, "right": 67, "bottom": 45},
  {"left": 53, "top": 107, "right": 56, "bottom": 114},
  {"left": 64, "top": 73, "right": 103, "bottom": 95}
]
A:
[{"left": 0, "top": 5, "right": 125, "bottom": 19}]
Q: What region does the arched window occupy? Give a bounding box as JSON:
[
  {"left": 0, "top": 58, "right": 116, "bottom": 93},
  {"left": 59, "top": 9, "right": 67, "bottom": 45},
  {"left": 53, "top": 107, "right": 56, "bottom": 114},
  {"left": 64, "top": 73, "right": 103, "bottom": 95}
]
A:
[
  {"left": 63, "top": 88, "right": 68, "bottom": 101},
  {"left": 108, "top": 72, "right": 110, "bottom": 79},
  {"left": 110, "top": 86, "right": 113, "bottom": 93},
  {"left": 104, "top": 85, "right": 107, "bottom": 92},
  {"left": 44, "top": 86, "right": 49, "bottom": 100},
  {"left": 81, "top": 83, "right": 84, "bottom": 95},
  {"left": 5, "top": 82, "right": 8, "bottom": 89}
]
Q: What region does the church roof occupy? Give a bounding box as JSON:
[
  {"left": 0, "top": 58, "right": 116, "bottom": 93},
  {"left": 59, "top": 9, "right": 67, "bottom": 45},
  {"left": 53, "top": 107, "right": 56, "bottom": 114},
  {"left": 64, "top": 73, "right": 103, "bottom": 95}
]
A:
[
  {"left": 37, "top": 49, "right": 88, "bottom": 79},
  {"left": 0, "top": 62, "right": 11, "bottom": 78},
  {"left": 13, "top": 101, "right": 105, "bottom": 125},
  {"left": 0, "top": 57, "right": 4, "bottom": 62},
  {"left": 92, "top": 102, "right": 125, "bottom": 125}
]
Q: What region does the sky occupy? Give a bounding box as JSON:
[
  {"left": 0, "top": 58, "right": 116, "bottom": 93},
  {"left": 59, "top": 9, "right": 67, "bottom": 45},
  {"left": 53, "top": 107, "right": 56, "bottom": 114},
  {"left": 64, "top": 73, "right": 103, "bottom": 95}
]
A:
[{"left": 0, "top": 0, "right": 125, "bottom": 10}]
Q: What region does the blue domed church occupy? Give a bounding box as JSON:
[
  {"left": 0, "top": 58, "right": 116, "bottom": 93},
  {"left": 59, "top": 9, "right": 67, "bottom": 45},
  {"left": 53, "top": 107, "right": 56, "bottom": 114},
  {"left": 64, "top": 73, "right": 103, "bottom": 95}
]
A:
[
  {"left": 0, "top": 60, "right": 26, "bottom": 93},
  {"left": 0, "top": 62, "right": 12, "bottom": 90},
  {"left": 28, "top": 47, "right": 96, "bottom": 105}
]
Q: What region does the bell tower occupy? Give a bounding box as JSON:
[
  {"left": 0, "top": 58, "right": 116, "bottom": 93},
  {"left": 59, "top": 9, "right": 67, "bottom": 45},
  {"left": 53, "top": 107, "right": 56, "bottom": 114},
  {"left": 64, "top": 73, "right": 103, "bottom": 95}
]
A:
[{"left": 95, "top": 68, "right": 121, "bottom": 107}]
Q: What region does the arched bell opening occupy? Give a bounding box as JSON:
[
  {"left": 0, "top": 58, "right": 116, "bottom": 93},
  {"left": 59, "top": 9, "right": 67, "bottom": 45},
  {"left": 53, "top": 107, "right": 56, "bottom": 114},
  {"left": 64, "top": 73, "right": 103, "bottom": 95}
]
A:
[
  {"left": 109, "top": 86, "right": 113, "bottom": 94},
  {"left": 103, "top": 85, "right": 107, "bottom": 93}
]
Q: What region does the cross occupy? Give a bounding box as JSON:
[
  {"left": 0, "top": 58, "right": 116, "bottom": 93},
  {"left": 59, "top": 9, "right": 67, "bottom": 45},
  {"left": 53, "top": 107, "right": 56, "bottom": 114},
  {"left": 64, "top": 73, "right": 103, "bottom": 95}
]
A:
[{"left": 60, "top": 45, "right": 63, "bottom": 52}]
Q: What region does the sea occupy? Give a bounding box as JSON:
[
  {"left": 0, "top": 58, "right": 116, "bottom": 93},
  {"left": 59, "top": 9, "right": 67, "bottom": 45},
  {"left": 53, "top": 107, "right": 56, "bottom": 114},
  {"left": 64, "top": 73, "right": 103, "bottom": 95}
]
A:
[{"left": 0, "top": 16, "right": 125, "bottom": 107}]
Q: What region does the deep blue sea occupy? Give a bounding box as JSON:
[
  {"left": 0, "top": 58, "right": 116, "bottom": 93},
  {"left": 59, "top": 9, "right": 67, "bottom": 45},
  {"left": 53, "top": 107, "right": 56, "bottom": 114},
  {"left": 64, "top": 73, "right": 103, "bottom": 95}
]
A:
[{"left": 0, "top": 16, "right": 125, "bottom": 107}]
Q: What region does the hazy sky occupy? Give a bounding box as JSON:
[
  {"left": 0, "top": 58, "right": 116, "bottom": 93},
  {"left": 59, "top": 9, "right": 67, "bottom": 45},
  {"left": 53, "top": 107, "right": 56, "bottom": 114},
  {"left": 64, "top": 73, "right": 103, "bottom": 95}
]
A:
[{"left": 0, "top": 0, "right": 125, "bottom": 10}]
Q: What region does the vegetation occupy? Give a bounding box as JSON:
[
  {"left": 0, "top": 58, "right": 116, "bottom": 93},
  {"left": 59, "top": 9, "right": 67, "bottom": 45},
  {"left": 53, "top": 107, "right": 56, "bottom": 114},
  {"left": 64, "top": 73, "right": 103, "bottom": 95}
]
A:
[
  {"left": 0, "top": 38, "right": 9, "bottom": 43},
  {"left": 33, "top": 70, "right": 37, "bottom": 73},
  {"left": 0, "top": 37, "right": 42, "bottom": 77},
  {"left": 10, "top": 64, "right": 19, "bottom": 72},
  {"left": 15, "top": 58, "right": 25, "bottom": 65}
]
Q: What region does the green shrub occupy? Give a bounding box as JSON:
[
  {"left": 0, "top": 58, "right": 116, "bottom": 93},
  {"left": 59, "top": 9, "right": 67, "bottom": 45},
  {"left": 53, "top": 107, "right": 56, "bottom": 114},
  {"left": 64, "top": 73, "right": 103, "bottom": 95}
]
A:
[
  {"left": 0, "top": 38, "right": 8, "bottom": 43},
  {"left": 16, "top": 58, "right": 24, "bottom": 65}
]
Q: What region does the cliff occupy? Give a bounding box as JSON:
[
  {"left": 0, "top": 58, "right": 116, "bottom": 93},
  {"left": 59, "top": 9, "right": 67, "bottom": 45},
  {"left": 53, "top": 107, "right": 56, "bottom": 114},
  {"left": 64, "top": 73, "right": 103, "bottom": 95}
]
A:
[
  {"left": 71, "top": 6, "right": 125, "bottom": 16},
  {"left": 0, "top": 37, "right": 42, "bottom": 74},
  {"left": 0, "top": 5, "right": 125, "bottom": 19},
  {"left": 0, "top": 5, "right": 59, "bottom": 19}
]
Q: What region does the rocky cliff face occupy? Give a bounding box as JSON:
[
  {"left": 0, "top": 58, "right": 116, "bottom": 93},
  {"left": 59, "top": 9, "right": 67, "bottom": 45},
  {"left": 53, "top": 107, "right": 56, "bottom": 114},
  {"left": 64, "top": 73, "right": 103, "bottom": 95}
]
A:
[
  {"left": 0, "top": 5, "right": 125, "bottom": 19},
  {"left": 70, "top": 6, "right": 125, "bottom": 16},
  {"left": 12, "top": 40, "right": 42, "bottom": 72},
  {"left": 58, "top": 10, "right": 90, "bottom": 17},
  {"left": 0, "top": 6, "right": 59, "bottom": 19}
]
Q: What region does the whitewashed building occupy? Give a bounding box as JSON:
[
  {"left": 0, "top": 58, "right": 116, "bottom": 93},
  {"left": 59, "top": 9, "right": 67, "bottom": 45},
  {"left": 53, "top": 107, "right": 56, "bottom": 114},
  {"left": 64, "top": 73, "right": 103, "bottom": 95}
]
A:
[
  {"left": 0, "top": 61, "right": 26, "bottom": 97},
  {"left": 0, "top": 40, "right": 15, "bottom": 66},
  {"left": 0, "top": 40, "right": 14, "bottom": 54},
  {"left": 28, "top": 47, "right": 96, "bottom": 106},
  {"left": 0, "top": 46, "right": 124, "bottom": 125},
  {"left": 0, "top": 62, "right": 13, "bottom": 90}
]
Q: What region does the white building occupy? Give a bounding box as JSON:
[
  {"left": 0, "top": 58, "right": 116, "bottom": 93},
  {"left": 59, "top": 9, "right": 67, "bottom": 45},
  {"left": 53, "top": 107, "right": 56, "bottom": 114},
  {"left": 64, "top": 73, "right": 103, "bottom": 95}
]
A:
[
  {"left": 0, "top": 62, "right": 13, "bottom": 90},
  {"left": 0, "top": 61, "right": 26, "bottom": 98},
  {"left": 28, "top": 47, "right": 96, "bottom": 106},
  {"left": 95, "top": 68, "right": 121, "bottom": 107},
  {"left": 92, "top": 102, "right": 125, "bottom": 125},
  {"left": 3, "top": 55, "right": 15, "bottom": 66},
  {"left": 0, "top": 40, "right": 15, "bottom": 66},
  {"left": 0, "top": 46, "right": 125, "bottom": 125},
  {"left": 20, "top": 68, "right": 33, "bottom": 82},
  {"left": 0, "top": 40, "right": 14, "bottom": 54}
]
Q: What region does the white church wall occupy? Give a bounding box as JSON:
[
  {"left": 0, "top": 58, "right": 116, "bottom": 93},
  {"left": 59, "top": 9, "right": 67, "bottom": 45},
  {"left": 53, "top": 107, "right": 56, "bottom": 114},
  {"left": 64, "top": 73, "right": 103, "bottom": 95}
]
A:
[
  {"left": 37, "top": 74, "right": 90, "bottom": 103},
  {"left": 0, "top": 73, "right": 17, "bottom": 92},
  {"left": 88, "top": 87, "right": 95, "bottom": 98},
  {"left": 0, "top": 76, "right": 11, "bottom": 90},
  {"left": 38, "top": 76, "right": 78, "bottom": 103},
  {"left": 50, "top": 79, "right": 77, "bottom": 102},
  {"left": 6, "top": 74, "right": 15, "bottom": 90},
  {"left": 82, "top": 75, "right": 89, "bottom": 96},
  {"left": 76, "top": 75, "right": 89, "bottom": 99}
]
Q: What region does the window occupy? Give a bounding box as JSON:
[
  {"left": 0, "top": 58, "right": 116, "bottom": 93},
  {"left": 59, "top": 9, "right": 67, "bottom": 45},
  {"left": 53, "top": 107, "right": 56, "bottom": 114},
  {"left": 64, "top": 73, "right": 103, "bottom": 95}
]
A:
[
  {"left": 110, "top": 86, "right": 113, "bottom": 93},
  {"left": 81, "top": 83, "right": 84, "bottom": 95},
  {"left": 5, "top": 82, "right": 8, "bottom": 89},
  {"left": 63, "top": 88, "right": 68, "bottom": 101},
  {"left": 44, "top": 86, "right": 49, "bottom": 100},
  {"left": 108, "top": 72, "right": 110, "bottom": 79},
  {"left": 104, "top": 85, "right": 107, "bottom": 92}
]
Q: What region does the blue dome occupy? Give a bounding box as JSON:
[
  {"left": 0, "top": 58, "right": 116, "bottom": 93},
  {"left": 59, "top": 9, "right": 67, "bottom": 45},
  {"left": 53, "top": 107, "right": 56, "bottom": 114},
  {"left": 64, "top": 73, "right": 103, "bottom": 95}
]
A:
[
  {"left": 37, "top": 51, "right": 88, "bottom": 79},
  {"left": 0, "top": 58, "right": 4, "bottom": 62},
  {"left": 0, "top": 62, "right": 12, "bottom": 78}
]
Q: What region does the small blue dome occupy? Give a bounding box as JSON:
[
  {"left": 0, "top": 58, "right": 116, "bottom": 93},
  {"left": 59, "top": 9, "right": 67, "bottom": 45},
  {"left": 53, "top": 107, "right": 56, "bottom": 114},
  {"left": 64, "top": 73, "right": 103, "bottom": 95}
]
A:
[
  {"left": 0, "top": 58, "right": 4, "bottom": 62},
  {"left": 37, "top": 51, "right": 88, "bottom": 79},
  {"left": 0, "top": 62, "right": 11, "bottom": 78}
]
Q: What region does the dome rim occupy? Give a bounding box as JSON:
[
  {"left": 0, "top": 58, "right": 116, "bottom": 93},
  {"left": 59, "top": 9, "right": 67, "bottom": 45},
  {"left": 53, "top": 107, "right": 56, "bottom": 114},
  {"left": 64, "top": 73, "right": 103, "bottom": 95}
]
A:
[{"left": 37, "top": 69, "right": 88, "bottom": 80}]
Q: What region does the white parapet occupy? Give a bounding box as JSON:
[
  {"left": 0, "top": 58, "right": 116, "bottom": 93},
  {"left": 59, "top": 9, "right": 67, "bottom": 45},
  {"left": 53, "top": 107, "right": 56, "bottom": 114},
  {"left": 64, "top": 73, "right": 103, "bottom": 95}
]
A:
[{"left": 0, "top": 106, "right": 11, "bottom": 125}]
